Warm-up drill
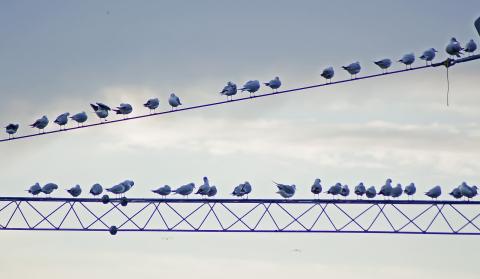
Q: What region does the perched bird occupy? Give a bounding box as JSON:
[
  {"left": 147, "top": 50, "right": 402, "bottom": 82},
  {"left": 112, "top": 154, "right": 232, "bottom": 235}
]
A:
[
  {"left": 54, "top": 112, "right": 70, "bottom": 129},
  {"left": 120, "top": 180, "right": 134, "bottom": 193},
  {"left": 5, "top": 123, "right": 19, "bottom": 139},
  {"left": 404, "top": 183, "right": 416, "bottom": 199},
  {"left": 342, "top": 62, "right": 361, "bottom": 78},
  {"left": 152, "top": 185, "right": 172, "bottom": 197},
  {"left": 425, "top": 185, "right": 442, "bottom": 199},
  {"left": 449, "top": 187, "right": 463, "bottom": 199},
  {"left": 264, "top": 76, "right": 282, "bottom": 92},
  {"left": 70, "top": 112, "right": 88, "bottom": 126},
  {"left": 419, "top": 48, "right": 438, "bottom": 65},
  {"left": 220, "top": 82, "right": 238, "bottom": 100},
  {"left": 30, "top": 116, "right": 49, "bottom": 133},
  {"left": 374, "top": 59, "right": 392, "bottom": 73},
  {"left": 340, "top": 184, "right": 350, "bottom": 198},
  {"left": 207, "top": 186, "right": 217, "bottom": 197},
  {"left": 196, "top": 177, "right": 211, "bottom": 197},
  {"left": 41, "top": 183, "right": 58, "bottom": 196},
  {"left": 66, "top": 184, "right": 82, "bottom": 197},
  {"left": 391, "top": 184, "right": 403, "bottom": 198},
  {"left": 311, "top": 178, "right": 322, "bottom": 197},
  {"left": 89, "top": 183, "right": 103, "bottom": 196},
  {"left": 446, "top": 38, "right": 463, "bottom": 58},
  {"left": 240, "top": 80, "right": 261, "bottom": 97},
  {"left": 168, "top": 93, "right": 182, "bottom": 110},
  {"left": 378, "top": 179, "right": 393, "bottom": 198},
  {"left": 354, "top": 182, "right": 366, "bottom": 198},
  {"left": 320, "top": 67, "right": 334, "bottom": 83},
  {"left": 232, "top": 184, "right": 244, "bottom": 197},
  {"left": 464, "top": 39, "right": 477, "bottom": 55},
  {"left": 326, "top": 183, "right": 342, "bottom": 197},
  {"left": 398, "top": 53, "right": 415, "bottom": 69},
  {"left": 26, "top": 183, "right": 42, "bottom": 196},
  {"left": 106, "top": 183, "right": 126, "bottom": 196},
  {"left": 232, "top": 182, "right": 252, "bottom": 198},
  {"left": 274, "top": 181, "right": 296, "bottom": 198},
  {"left": 113, "top": 103, "right": 133, "bottom": 118},
  {"left": 459, "top": 182, "right": 478, "bottom": 199},
  {"left": 144, "top": 98, "right": 160, "bottom": 113},
  {"left": 365, "top": 186, "right": 377, "bottom": 199},
  {"left": 173, "top": 183, "right": 196, "bottom": 197},
  {"left": 90, "top": 103, "right": 111, "bottom": 122}
]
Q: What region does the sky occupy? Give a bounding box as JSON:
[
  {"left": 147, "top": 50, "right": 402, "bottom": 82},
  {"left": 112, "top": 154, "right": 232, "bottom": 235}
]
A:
[{"left": 1, "top": 0, "right": 480, "bottom": 278}]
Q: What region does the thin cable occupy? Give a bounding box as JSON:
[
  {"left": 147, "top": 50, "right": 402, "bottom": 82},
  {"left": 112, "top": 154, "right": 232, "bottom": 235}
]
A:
[{"left": 446, "top": 65, "right": 450, "bottom": 106}]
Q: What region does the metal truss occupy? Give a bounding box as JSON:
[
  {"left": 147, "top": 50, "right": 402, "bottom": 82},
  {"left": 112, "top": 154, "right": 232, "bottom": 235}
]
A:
[{"left": 1, "top": 197, "right": 479, "bottom": 235}]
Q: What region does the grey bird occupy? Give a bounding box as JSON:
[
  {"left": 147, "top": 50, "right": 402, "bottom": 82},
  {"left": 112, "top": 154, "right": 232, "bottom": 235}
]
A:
[
  {"left": 404, "top": 183, "right": 416, "bottom": 199},
  {"left": 449, "top": 187, "right": 463, "bottom": 199},
  {"left": 5, "top": 123, "right": 19, "bottom": 139},
  {"left": 398, "top": 53, "right": 415, "bottom": 69},
  {"left": 311, "top": 178, "right": 322, "bottom": 196},
  {"left": 196, "top": 177, "right": 211, "bottom": 197},
  {"left": 144, "top": 98, "right": 160, "bottom": 113},
  {"left": 320, "top": 67, "right": 334, "bottom": 83},
  {"left": 207, "top": 186, "right": 217, "bottom": 197},
  {"left": 220, "top": 82, "right": 238, "bottom": 101},
  {"left": 26, "top": 183, "right": 42, "bottom": 196},
  {"left": 264, "top": 76, "right": 282, "bottom": 92},
  {"left": 168, "top": 93, "right": 182, "bottom": 110},
  {"left": 446, "top": 38, "right": 463, "bottom": 58},
  {"left": 41, "top": 183, "right": 58, "bottom": 196},
  {"left": 378, "top": 178, "right": 393, "bottom": 198},
  {"left": 277, "top": 189, "right": 295, "bottom": 199},
  {"left": 459, "top": 182, "right": 478, "bottom": 199},
  {"left": 232, "top": 182, "right": 252, "bottom": 198},
  {"left": 30, "top": 116, "right": 49, "bottom": 132},
  {"left": 274, "top": 181, "right": 296, "bottom": 198},
  {"left": 89, "top": 183, "right": 103, "bottom": 196},
  {"left": 120, "top": 180, "right": 134, "bottom": 194},
  {"left": 106, "top": 183, "right": 126, "bottom": 196},
  {"left": 240, "top": 80, "right": 261, "bottom": 97},
  {"left": 152, "top": 185, "right": 172, "bottom": 197},
  {"left": 113, "top": 103, "right": 133, "bottom": 118},
  {"left": 70, "top": 112, "right": 88, "bottom": 126},
  {"left": 464, "top": 39, "right": 477, "bottom": 55},
  {"left": 342, "top": 62, "right": 361, "bottom": 78},
  {"left": 374, "top": 59, "right": 392, "bottom": 73},
  {"left": 419, "top": 48, "right": 438, "bottom": 65},
  {"left": 425, "top": 185, "right": 442, "bottom": 199},
  {"left": 54, "top": 112, "right": 70, "bottom": 129},
  {"left": 173, "top": 183, "right": 196, "bottom": 197},
  {"left": 365, "top": 186, "right": 377, "bottom": 199},
  {"left": 232, "top": 184, "right": 244, "bottom": 197},
  {"left": 391, "top": 183, "right": 403, "bottom": 198},
  {"left": 66, "top": 184, "right": 82, "bottom": 197},
  {"left": 90, "top": 103, "right": 110, "bottom": 122},
  {"left": 354, "top": 182, "right": 366, "bottom": 197},
  {"left": 340, "top": 184, "right": 350, "bottom": 198},
  {"left": 326, "top": 183, "right": 342, "bottom": 197}
]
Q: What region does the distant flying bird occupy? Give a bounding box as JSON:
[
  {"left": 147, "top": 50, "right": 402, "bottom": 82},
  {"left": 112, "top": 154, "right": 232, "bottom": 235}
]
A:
[
  {"left": 342, "top": 62, "right": 361, "bottom": 78},
  {"left": 89, "top": 183, "right": 103, "bottom": 196},
  {"left": 30, "top": 116, "right": 49, "bottom": 133},
  {"left": 70, "top": 112, "right": 88, "bottom": 126},
  {"left": 207, "top": 186, "right": 217, "bottom": 197},
  {"left": 240, "top": 80, "right": 261, "bottom": 97},
  {"left": 425, "top": 185, "right": 442, "bottom": 199},
  {"left": 220, "top": 82, "right": 238, "bottom": 101},
  {"left": 446, "top": 38, "right": 463, "bottom": 58},
  {"left": 54, "top": 112, "right": 70, "bottom": 129},
  {"left": 66, "top": 184, "right": 82, "bottom": 197},
  {"left": 5, "top": 123, "right": 19, "bottom": 139},
  {"left": 398, "top": 53, "right": 415, "bottom": 69},
  {"left": 391, "top": 184, "right": 403, "bottom": 198},
  {"left": 113, "top": 103, "right": 133, "bottom": 118},
  {"left": 144, "top": 98, "right": 160, "bottom": 113},
  {"left": 354, "top": 182, "right": 366, "bottom": 197},
  {"left": 173, "top": 183, "right": 195, "bottom": 197},
  {"left": 91, "top": 103, "right": 111, "bottom": 122},
  {"left": 26, "top": 183, "right": 42, "bottom": 196},
  {"left": 404, "top": 183, "right": 416, "bottom": 199},
  {"left": 449, "top": 187, "right": 463, "bottom": 199},
  {"left": 340, "top": 185, "right": 350, "bottom": 198},
  {"left": 168, "top": 93, "right": 182, "bottom": 110},
  {"left": 196, "top": 177, "right": 211, "bottom": 197},
  {"left": 311, "top": 178, "right": 322, "bottom": 196},
  {"left": 264, "top": 76, "right": 282, "bottom": 92},
  {"left": 374, "top": 59, "right": 392, "bottom": 73},
  {"left": 320, "top": 67, "right": 334, "bottom": 83},
  {"left": 274, "top": 181, "right": 296, "bottom": 199},
  {"left": 41, "top": 183, "right": 58, "bottom": 196},
  {"left": 419, "top": 48, "right": 438, "bottom": 65},
  {"left": 464, "top": 39, "right": 477, "bottom": 55},
  {"left": 378, "top": 179, "right": 393, "bottom": 198},
  {"left": 326, "top": 183, "right": 342, "bottom": 197},
  {"left": 152, "top": 185, "right": 172, "bottom": 197},
  {"left": 365, "top": 186, "right": 377, "bottom": 199}
]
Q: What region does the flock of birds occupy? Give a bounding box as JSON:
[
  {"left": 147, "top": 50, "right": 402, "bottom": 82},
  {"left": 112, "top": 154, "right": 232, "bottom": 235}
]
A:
[
  {"left": 24, "top": 177, "right": 479, "bottom": 201},
  {"left": 3, "top": 38, "right": 478, "bottom": 139}
]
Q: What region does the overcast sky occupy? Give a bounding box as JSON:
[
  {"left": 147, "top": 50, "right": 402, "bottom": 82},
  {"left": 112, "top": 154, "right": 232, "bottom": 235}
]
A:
[{"left": 1, "top": 1, "right": 480, "bottom": 278}]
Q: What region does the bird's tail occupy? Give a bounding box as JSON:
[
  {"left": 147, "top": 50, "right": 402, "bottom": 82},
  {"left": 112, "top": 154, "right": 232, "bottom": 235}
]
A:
[
  {"left": 264, "top": 82, "right": 270, "bottom": 86},
  {"left": 341, "top": 66, "right": 348, "bottom": 70},
  {"left": 113, "top": 109, "right": 122, "bottom": 114}
]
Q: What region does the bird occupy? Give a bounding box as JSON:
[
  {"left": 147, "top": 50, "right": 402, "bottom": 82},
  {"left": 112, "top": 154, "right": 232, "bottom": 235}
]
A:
[
  {"left": 378, "top": 179, "right": 393, "bottom": 198},
  {"left": 340, "top": 184, "right": 350, "bottom": 198},
  {"left": 459, "top": 182, "right": 478, "bottom": 200},
  {"left": 404, "top": 183, "right": 416, "bottom": 199},
  {"left": 391, "top": 183, "right": 403, "bottom": 198},
  {"left": 354, "top": 182, "right": 366, "bottom": 198},
  {"left": 144, "top": 98, "right": 160, "bottom": 113},
  {"left": 326, "top": 183, "right": 342, "bottom": 198},
  {"left": 398, "top": 53, "right": 415, "bottom": 69},
  {"left": 41, "top": 183, "right": 58, "bottom": 197},
  {"left": 373, "top": 59, "right": 392, "bottom": 73},
  {"left": 220, "top": 82, "right": 237, "bottom": 101},
  {"left": 320, "top": 67, "right": 334, "bottom": 83},
  {"left": 113, "top": 103, "right": 133, "bottom": 118},
  {"left": 365, "top": 186, "right": 377, "bottom": 199},
  {"left": 311, "top": 178, "right": 322, "bottom": 197},
  {"left": 89, "top": 183, "right": 103, "bottom": 196},
  {"left": 419, "top": 48, "right": 437, "bottom": 65},
  {"left": 449, "top": 187, "right": 463, "bottom": 199},
  {"left": 54, "top": 112, "right": 70, "bottom": 129},
  {"left": 173, "top": 183, "right": 195, "bottom": 197},
  {"left": 70, "top": 112, "right": 88, "bottom": 126},
  {"left": 207, "top": 186, "right": 217, "bottom": 197},
  {"left": 464, "top": 39, "right": 477, "bottom": 55},
  {"left": 240, "top": 80, "right": 261, "bottom": 97},
  {"left": 120, "top": 180, "right": 134, "bottom": 194},
  {"left": 342, "top": 62, "right": 361, "bottom": 78},
  {"left": 5, "top": 123, "right": 19, "bottom": 139},
  {"left": 274, "top": 181, "right": 296, "bottom": 199},
  {"left": 446, "top": 38, "right": 463, "bottom": 58},
  {"left": 26, "top": 183, "right": 42, "bottom": 196},
  {"left": 264, "top": 76, "right": 282, "bottom": 92},
  {"left": 66, "top": 184, "right": 82, "bottom": 197},
  {"left": 168, "top": 93, "right": 182, "bottom": 110},
  {"left": 232, "top": 182, "right": 252, "bottom": 198},
  {"left": 232, "top": 184, "right": 244, "bottom": 197},
  {"left": 30, "top": 116, "right": 49, "bottom": 133},
  {"left": 106, "top": 183, "right": 126, "bottom": 197},
  {"left": 152, "top": 185, "right": 172, "bottom": 197},
  {"left": 425, "top": 185, "right": 442, "bottom": 199},
  {"left": 195, "top": 177, "right": 211, "bottom": 197},
  {"left": 90, "top": 103, "right": 111, "bottom": 122}
]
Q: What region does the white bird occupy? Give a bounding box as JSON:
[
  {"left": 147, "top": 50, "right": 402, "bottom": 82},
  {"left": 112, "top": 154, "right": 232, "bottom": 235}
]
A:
[
  {"left": 342, "top": 62, "right": 361, "bottom": 78},
  {"left": 196, "top": 177, "right": 211, "bottom": 197},
  {"left": 113, "top": 103, "right": 133, "bottom": 118},
  {"left": 70, "top": 112, "right": 88, "bottom": 126},
  {"left": 240, "top": 80, "right": 261, "bottom": 97},
  {"left": 449, "top": 187, "right": 463, "bottom": 199},
  {"left": 41, "top": 183, "right": 58, "bottom": 196},
  {"left": 220, "top": 82, "right": 237, "bottom": 100},
  {"left": 90, "top": 103, "right": 111, "bottom": 122},
  {"left": 54, "top": 112, "right": 70, "bottom": 129},
  {"left": 379, "top": 178, "right": 393, "bottom": 198},
  {"left": 274, "top": 181, "right": 296, "bottom": 199},
  {"left": 144, "top": 98, "right": 160, "bottom": 113},
  {"left": 207, "top": 186, "right": 217, "bottom": 197},
  {"left": 264, "top": 76, "right": 281, "bottom": 92},
  {"left": 311, "top": 178, "right": 322, "bottom": 196},
  {"left": 66, "top": 184, "right": 82, "bottom": 197},
  {"left": 168, "top": 93, "right": 182, "bottom": 110},
  {"left": 320, "top": 67, "right": 334, "bottom": 83},
  {"left": 30, "top": 116, "right": 49, "bottom": 133},
  {"left": 340, "top": 184, "right": 350, "bottom": 198},
  {"left": 89, "top": 183, "right": 103, "bottom": 196},
  {"left": 425, "top": 185, "right": 442, "bottom": 199},
  {"left": 326, "top": 183, "right": 342, "bottom": 197},
  {"left": 354, "top": 182, "right": 366, "bottom": 197},
  {"left": 464, "top": 39, "right": 477, "bottom": 55},
  {"left": 5, "top": 123, "right": 19, "bottom": 139},
  {"left": 173, "top": 183, "right": 195, "bottom": 197},
  {"left": 374, "top": 59, "right": 392, "bottom": 73},
  {"left": 26, "top": 183, "right": 42, "bottom": 196},
  {"left": 391, "top": 184, "right": 403, "bottom": 198},
  {"left": 365, "top": 186, "right": 377, "bottom": 198},
  {"left": 446, "top": 38, "right": 463, "bottom": 58},
  {"left": 404, "top": 183, "right": 416, "bottom": 199},
  {"left": 398, "top": 53, "right": 415, "bottom": 69},
  {"left": 152, "top": 185, "right": 172, "bottom": 197},
  {"left": 419, "top": 48, "right": 438, "bottom": 65}
]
